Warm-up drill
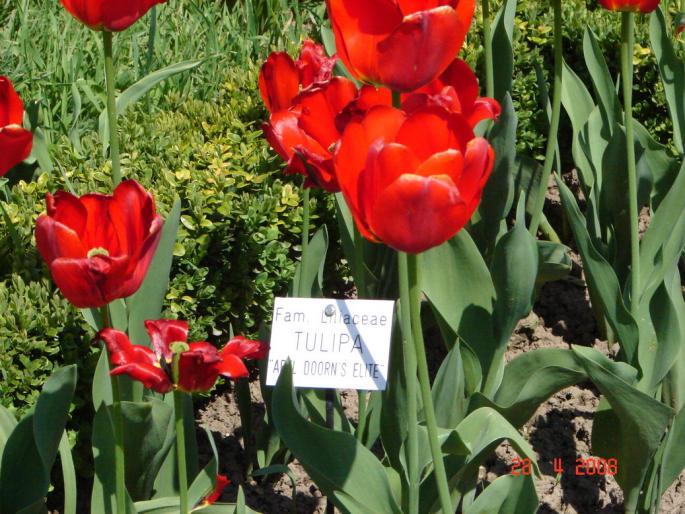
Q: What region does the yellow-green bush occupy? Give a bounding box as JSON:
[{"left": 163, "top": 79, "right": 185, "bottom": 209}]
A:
[{"left": 0, "top": 63, "right": 329, "bottom": 413}]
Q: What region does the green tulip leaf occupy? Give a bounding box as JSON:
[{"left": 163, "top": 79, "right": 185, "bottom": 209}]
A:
[
  {"left": 573, "top": 345, "right": 674, "bottom": 512},
  {"left": 0, "top": 365, "right": 77, "bottom": 514},
  {"left": 289, "top": 225, "right": 328, "bottom": 298},
  {"left": 650, "top": 7, "right": 685, "bottom": 153},
  {"left": 472, "top": 93, "right": 517, "bottom": 255},
  {"left": 556, "top": 175, "right": 638, "bottom": 364},
  {"left": 490, "top": 0, "right": 517, "bottom": 102},
  {"left": 583, "top": 28, "right": 620, "bottom": 128},
  {"left": 273, "top": 362, "right": 402, "bottom": 514},
  {"left": 431, "top": 341, "right": 467, "bottom": 429},
  {"left": 464, "top": 474, "right": 538, "bottom": 514},
  {"left": 120, "top": 400, "right": 175, "bottom": 501},
  {"left": 660, "top": 404, "right": 685, "bottom": 496},
  {"left": 561, "top": 58, "right": 595, "bottom": 190},
  {"left": 421, "top": 230, "right": 496, "bottom": 372},
  {"left": 487, "top": 197, "right": 539, "bottom": 393}
]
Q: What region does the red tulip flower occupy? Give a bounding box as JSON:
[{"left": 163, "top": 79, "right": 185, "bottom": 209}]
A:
[
  {"left": 35, "top": 180, "right": 163, "bottom": 308},
  {"left": 326, "top": 0, "right": 475, "bottom": 92},
  {"left": 259, "top": 40, "right": 337, "bottom": 114},
  {"left": 335, "top": 106, "right": 494, "bottom": 253},
  {"left": 99, "top": 320, "right": 267, "bottom": 393},
  {"left": 0, "top": 77, "right": 32, "bottom": 177},
  {"left": 598, "top": 0, "right": 659, "bottom": 13},
  {"left": 402, "top": 58, "right": 501, "bottom": 127},
  {"left": 263, "top": 77, "right": 358, "bottom": 191},
  {"left": 260, "top": 41, "right": 357, "bottom": 191},
  {"left": 60, "top": 0, "right": 166, "bottom": 31},
  {"left": 340, "top": 58, "right": 500, "bottom": 130}
]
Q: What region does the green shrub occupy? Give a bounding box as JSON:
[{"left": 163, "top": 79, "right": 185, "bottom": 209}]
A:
[
  {"left": 464, "top": 0, "right": 672, "bottom": 164},
  {"left": 0, "top": 59, "right": 329, "bottom": 414}
]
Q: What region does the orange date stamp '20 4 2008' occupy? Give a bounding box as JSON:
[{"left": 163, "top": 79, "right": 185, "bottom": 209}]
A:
[{"left": 510, "top": 457, "right": 619, "bottom": 477}]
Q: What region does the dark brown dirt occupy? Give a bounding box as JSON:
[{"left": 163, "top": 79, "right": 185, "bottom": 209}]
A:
[{"left": 196, "top": 256, "right": 685, "bottom": 513}]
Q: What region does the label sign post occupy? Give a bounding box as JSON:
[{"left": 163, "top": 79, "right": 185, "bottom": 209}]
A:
[{"left": 266, "top": 297, "right": 395, "bottom": 390}]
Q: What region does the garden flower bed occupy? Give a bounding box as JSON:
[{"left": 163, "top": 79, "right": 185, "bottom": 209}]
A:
[{"left": 2, "top": 0, "right": 685, "bottom": 513}]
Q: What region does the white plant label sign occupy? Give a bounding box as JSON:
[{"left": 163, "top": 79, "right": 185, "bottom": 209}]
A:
[{"left": 266, "top": 297, "right": 394, "bottom": 390}]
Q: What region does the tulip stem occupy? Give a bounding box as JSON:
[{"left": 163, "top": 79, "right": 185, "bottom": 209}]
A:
[
  {"left": 407, "top": 253, "right": 453, "bottom": 514},
  {"left": 621, "top": 12, "right": 640, "bottom": 319},
  {"left": 353, "top": 226, "right": 368, "bottom": 442},
  {"left": 482, "top": 0, "right": 494, "bottom": 98},
  {"left": 101, "top": 305, "right": 126, "bottom": 514},
  {"left": 102, "top": 31, "right": 122, "bottom": 187},
  {"left": 174, "top": 390, "right": 190, "bottom": 514},
  {"left": 298, "top": 185, "right": 310, "bottom": 297},
  {"left": 529, "top": 0, "right": 563, "bottom": 237},
  {"left": 398, "top": 252, "right": 419, "bottom": 514}
]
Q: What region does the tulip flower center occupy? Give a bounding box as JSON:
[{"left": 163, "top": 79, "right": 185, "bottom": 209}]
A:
[
  {"left": 169, "top": 341, "right": 190, "bottom": 354},
  {"left": 87, "top": 247, "right": 110, "bottom": 258}
]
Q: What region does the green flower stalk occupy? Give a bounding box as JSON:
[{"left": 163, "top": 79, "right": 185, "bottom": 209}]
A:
[
  {"left": 529, "top": 0, "right": 563, "bottom": 238},
  {"left": 100, "top": 306, "right": 126, "bottom": 514},
  {"left": 482, "top": 0, "right": 494, "bottom": 98},
  {"left": 621, "top": 11, "right": 640, "bottom": 319},
  {"left": 103, "top": 31, "right": 122, "bottom": 187}
]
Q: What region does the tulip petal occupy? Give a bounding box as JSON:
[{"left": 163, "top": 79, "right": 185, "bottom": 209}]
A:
[
  {"left": 78, "top": 193, "right": 120, "bottom": 254},
  {"left": 396, "top": 109, "right": 472, "bottom": 160},
  {"left": 49, "top": 254, "right": 128, "bottom": 308},
  {"left": 0, "top": 77, "right": 26, "bottom": 127},
  {"left": 105, "top": 215, "right": 163, "bottom": 301},
  {"left": 259, "top": 52, "right": 300, "bottom": 113},
  {"left": 415, "top": 148, "right": 463, "bottom": 179},
  {"left": 215, "top": 354, "right": 250, "bottom": 379},
  {"left": 48, "top": 191, "right": 88, "bottom": 236},
  {"left": 456, "top": 137, "right": 495, "bottom": 206},
  {"left": 111, "top": 363, "right": 172, "bottom": 393},
  {"left": 60, "top": 0, "right": 104, "bottom": 29},
  {"left": 335, "top": 106, "right": 406, "bottom": 241},
  {"left": 35, "top": 216, "right": 86, "bottom": 264},
  {"left": 109, "top": 180, "right": 156, "bottom": 258},
  {"left": 101, "top": 0, "right": 165, "bottom": 31},
  {"left": 296, "top": 40, "right": 337, "bottom": 88},
  {"left": 144, "top": 319, "right": 189, "bottom": 362},
  {"left": 374, "top": 7, "right": 461, "bottom": 91},
  {"left": 220, "top": 336, "right": 268, "bottom": 360},
  {"left": 370, "top": 173, "right": 466, "bottom": 253},
  {"left": 0, "top": 126, "right": 32, "bottom": 177},
  {"left": 177, "top": 342, "right": 221, "bottom": 392},
  {"left": 296, "top": 78, "right": 358, "bottom": 149},
  {"left": 326, "top": 0, "right": 403, "bottom": 83}
]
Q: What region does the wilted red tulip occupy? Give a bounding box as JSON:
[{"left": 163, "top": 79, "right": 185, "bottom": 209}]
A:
[
  {"left": 99, "top": 320, "right": 267, "bottom": 393},
  {"left": 335, "top": 106, "right": 494, "bottom": 253},
  {"left": 259, "top": 40, "right": 337, "bottom": 113},
  {"left": 35, "top": 180, "right": 163, "bottom": 308},
  {"left": 326, "top": 0, "right": 475, "bottom": 92},
  {"left": 598, "top": 0, "right": 659, "bottom": 13},
  {"left": 0, "top": 77, "right": 32, "bottom": 177},
  {"left": 263, "top": 77, "right": 358, "bottom": 191},
  {"left": 60, "top": 0, "right": 166, "bottom": 31}
]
